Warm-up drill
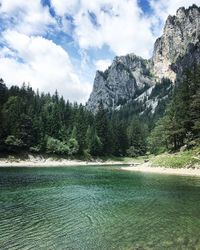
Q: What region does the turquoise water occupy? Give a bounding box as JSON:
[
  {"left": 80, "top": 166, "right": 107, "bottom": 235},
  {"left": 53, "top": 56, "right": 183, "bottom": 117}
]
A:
[{"left": 0, "top": 166, "right": 200, "bottom": 250}]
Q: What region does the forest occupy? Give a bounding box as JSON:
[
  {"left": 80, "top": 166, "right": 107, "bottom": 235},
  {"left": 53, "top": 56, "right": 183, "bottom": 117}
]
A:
[{"left": 0, "top": 66, "right": 200, "bottom": 159}]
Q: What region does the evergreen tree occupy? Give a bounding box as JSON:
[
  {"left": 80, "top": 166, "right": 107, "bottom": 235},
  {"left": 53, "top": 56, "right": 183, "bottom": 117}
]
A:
[
  {"left": 148, "top": 66, "right": 200, "bottom": 152},
  {"left": 148, "top": 116, "right": 170, "bottom": 154},
  {"left": 86, "top": 126, "right": 102, "bottom": 156},
  {"left": 95, "top": 102, "right": 112, "bottom": 155},
  {"left": 191, "top": 89, "right": 200, "bottom": 136},
  {"left": 127, "top": 118, "right": 147, "bottom": 157},
  {"left": 111, "top": 117, "right": 128, "bottom": 156},
  {"left": 75, "top": 106, "right": 89, "bottom": 154},
  {"left": 2, "top": 65, "right": 200, "bottom": 159}
]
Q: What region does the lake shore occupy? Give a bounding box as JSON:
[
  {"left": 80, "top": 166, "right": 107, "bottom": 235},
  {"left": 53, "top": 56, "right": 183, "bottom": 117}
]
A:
[
  {"left": 121, "top": 162, "right": 200, "bottom": 177},
  {"left": 0, "top": 157, "right": 133, "bottom": 167},
  {"left": 1, "top": 156, "right": 200, "bottom": 177}
]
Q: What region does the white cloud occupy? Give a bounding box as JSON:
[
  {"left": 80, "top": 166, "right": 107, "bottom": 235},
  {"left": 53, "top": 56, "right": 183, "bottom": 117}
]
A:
[
  {"left": 1, "top": 0, "right": 200, "bottom": 104},
  {"left": 0, "top": 0, "right": 55, "bottom": 35},
  {"left": 150, "top": 0, "right": 200, "bottom": 36},
  {"left": 0, "top": 31, "right": 91, "bottom": 103},
  {"left": 50, "top": 0, "right": 79, "bottom": 16},
  {"left": 95, "top": 59, "right": 112, "bottom": 71},
  {"left": 150, "top": 0, "right": 200, "bottom": 19},
  {"left": 51, "top": 0, "right": 155, "bottom": 58},
  {"left": 50, "top": 0, "right": 200, "bottom": 58}
]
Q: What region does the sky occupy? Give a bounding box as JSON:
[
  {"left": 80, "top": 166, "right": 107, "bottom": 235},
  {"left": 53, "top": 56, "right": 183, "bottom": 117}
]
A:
[{"left": 0, "top": 0, "right": 200, "bottom": 103}]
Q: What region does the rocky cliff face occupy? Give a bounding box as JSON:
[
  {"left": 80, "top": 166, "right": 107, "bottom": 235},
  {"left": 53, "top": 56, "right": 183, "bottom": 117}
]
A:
[
  {"left": 172, "top": 41, "right": 200, "bottom": 81},
  {"left": 87, "top": 54, "right": 154, "bottom": 112},
  {"left": 152, "top": 5, "right": 200, "bottom": 81},
  {"left": 87, "top": 5, "right": 200, "bottom": 113}
]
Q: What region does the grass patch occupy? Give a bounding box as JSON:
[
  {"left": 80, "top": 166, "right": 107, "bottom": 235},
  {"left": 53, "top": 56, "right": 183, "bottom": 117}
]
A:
[
  {"left": 150, "top": 149, "right": 200, "bottom": 168},
  {"left": 100, "top": 156, "right": 146, "bottom": 163}
]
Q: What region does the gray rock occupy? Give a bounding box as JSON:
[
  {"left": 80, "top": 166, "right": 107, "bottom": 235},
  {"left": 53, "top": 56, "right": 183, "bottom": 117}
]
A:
[
  {"left": 151, "top": 4, "right": 200, "bottom": 81},
  {"left": 87, "top": 54, "right": 155, "bottom": 112},
  {"left": 172, "top": 41, "right": 200, "bottom": 82},
  {"left": 87, "top": 5, "right": 200, "bottom": 113}
]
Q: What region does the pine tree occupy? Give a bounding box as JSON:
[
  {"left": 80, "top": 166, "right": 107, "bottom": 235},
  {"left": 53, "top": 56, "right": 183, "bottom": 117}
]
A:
[
  {"left": 86, "top": 126, "right": 102, "bottom": 156},
  {"left": 111, "top": 117, "right": 128, "bottom": 156},
  {"left": 95, "top": 102, "right": 112, "bottom": 155},
  {"left": 75, "top": 106, "right": 89, "bottom": 154},
  {"left": 127, "top": 118, "right": 147, "bottom": 156}
]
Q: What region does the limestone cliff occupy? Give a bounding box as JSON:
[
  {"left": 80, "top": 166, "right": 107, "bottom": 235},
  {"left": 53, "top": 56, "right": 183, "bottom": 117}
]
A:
[
  {"left": 152, "top": 5, "right": 200, "bottom": 81},
  {"left": 87, "top": 54, "right": 154, "bottom": 112},
  {"left": 87, "top": 5, "right": 200, "bottom": 113}
]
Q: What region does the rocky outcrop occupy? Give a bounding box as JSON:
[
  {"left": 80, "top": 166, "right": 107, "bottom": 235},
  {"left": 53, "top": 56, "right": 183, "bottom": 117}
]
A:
[
  {"left": 152, "top": 5, "right": 200, "bottom": 81},
  {"left": 87, "top": 54, "right": 155, "bottom": 112},
  {"left": 87, "top": 5, "right": 200, "bottom": 113},
  {"left": 172, "top": 41, "right": 200, "bottom": 81}
]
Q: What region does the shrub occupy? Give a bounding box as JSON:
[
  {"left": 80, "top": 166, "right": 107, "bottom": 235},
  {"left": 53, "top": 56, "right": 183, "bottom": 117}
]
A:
[
  {"left": 127, "top": 146, "right": 140, "bottom": 157},
  {"left": 68, "top": 138, "right": 79, "bottom": 156},
  {"left": 46, "top": 137, "right": 69, "bottom": 155},
  {"left": 5, "top": 135, "right": 23, "bottom": 152}
]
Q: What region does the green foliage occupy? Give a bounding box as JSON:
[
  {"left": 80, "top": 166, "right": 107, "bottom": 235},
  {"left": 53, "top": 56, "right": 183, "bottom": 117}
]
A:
[
  {"left": 74, "top": 106, "right": 91, "bottom": 154},
  {"left": 68, "top": 138, "right": 79, "bottom": 156},
  {"left": 149, "top": 78, "right": 172, "bottom": 99},
  {"left": 126, "top": 146, "right": 141, "bottom": 158},
  {"left": 29, "top": 145, "right": 41, "bottom": 153},
  {"left": 148, "top": 66, "right": 200, "bottom": 153},
  {"left": 0, "top": 79, "right": 8, "bottom": 107},
  {"left": 86, "top": 126, "right": 102, "bottom": 156},
  {"left": 95, "top": 102, "right": 112, "bottom": 155},
  {"left": 0, "top": 79, "right": 171, "bottom": 158},
  {"left": 150, "top": 150, "right": 200, "bottom": 168},
  {"left": 191, "top": 89, "right": 200, "bottom": 135},
  {"left": 110, "top": 116, "right": 128, "bottom": 156},
  {"left": 5, "top": 135, "right": 23, "bottom": 152},
  {"left": 148, "top": 116, "right": 170, "bottom": 154},
  {"left": 46, "top": 137, "right": 69, "bottom": 155},
  {"left": 127, "top": 118, "right": 148, "bottom": 156},
  {"left": 3, "top": 67, "right": 199, "bottom": 160},
  {"left": 114, "top": 78, "right": 173, "bottom": 129}
]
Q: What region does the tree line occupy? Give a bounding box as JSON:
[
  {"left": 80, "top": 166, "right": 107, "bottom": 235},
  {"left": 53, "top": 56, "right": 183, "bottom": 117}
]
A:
[
  {"left": 148, "top": 66, "right": 200, "bottom": 154},
  {"left": 0, "top": 66, "right": 199, "bottom": 158},
  {"left": 0, "top": 80, "right": 147, "bottom": 158}
]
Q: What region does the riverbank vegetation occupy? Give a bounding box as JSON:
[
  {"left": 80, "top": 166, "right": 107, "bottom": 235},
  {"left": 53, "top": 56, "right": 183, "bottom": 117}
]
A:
[
  {"left": 0, "top": 79, "right": 144, "bottom": 158},
  {"left": 148, "top": 66, "right": 200, "bottom": 154},
  {"left": 0, "top": 67, "right": 200, "bottom": 162},
  {"left": 150, "top": 150, "right": 200, "bottom": 168}
]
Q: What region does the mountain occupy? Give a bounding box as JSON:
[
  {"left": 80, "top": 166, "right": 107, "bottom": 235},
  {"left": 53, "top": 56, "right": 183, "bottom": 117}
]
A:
[
  {"left": 87, "top": 54, "right": 154, "bottom": 113},
  {"left": 152, "top": 5, "right": 200, "bottom": 81},
  {"left": 87, "top": 4, "right": 200, "bottom": 113}
]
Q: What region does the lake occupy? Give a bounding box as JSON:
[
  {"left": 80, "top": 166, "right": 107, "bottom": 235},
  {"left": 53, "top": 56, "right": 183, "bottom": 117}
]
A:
[{"left": 0, "top": 166, "right": 200, "bottom": 250}]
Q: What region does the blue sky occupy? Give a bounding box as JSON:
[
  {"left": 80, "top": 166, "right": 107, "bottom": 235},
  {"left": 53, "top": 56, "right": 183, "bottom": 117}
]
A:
[{"left": 0, "top": 0, "right": 200, "bottom": 103}]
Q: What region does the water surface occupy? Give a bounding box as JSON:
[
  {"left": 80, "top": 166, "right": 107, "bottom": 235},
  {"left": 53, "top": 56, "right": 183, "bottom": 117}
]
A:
[{"left": 0, "top": 166, "right": 200, "bottom": 249}]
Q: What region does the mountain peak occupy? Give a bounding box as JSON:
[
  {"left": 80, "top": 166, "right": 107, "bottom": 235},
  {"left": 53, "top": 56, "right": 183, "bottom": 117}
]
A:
[
  {"left": 176, "top": 4, "right": 200, "bottom": 17},
  {"left": 87, "top": 5, "right": 200, "bottom": 113},
  {"left": 152, "top": 4, "right": 200, "bottom": 81}
]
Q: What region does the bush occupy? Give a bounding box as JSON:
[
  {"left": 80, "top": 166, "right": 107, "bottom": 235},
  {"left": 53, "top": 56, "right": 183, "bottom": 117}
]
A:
[
  {"left": 5, "top": 135, "right": 24, "bottom": 152},
  {"left": 46, "top": 137, "right": 69, "bottom": 155},
  {"left": 30, "top": 145, "right": 41, "bottom": 153},
  {"left": 127, "top": 146, "right": 140, "bottom": 157},
  {"left": 68, "top": 138, "right": 79, "bottom": 156},
  {"left": 88, "top": 135, "right": 102, "bottom": 156}
]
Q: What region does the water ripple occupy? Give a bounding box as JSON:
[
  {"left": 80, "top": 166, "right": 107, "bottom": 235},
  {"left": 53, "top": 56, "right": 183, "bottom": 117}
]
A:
[{"left": 0, "top": 166, "right": 200, "bottom": 250}]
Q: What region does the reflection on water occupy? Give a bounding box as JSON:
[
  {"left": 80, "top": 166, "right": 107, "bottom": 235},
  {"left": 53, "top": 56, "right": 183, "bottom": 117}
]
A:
[{"left": 0, "top": 166, "right": 200, "bottom": 249}]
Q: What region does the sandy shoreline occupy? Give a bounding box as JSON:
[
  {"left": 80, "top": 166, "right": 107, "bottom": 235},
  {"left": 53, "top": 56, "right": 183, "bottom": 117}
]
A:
[
  {"left": 1, "top": 158, "right": 200, "bottom": 177},
  {"left": 0, "top": 158, "right": 132, "bottom": 167},
  {"left": 121, "top": 162, "right": 200, "bottom": 177}
]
